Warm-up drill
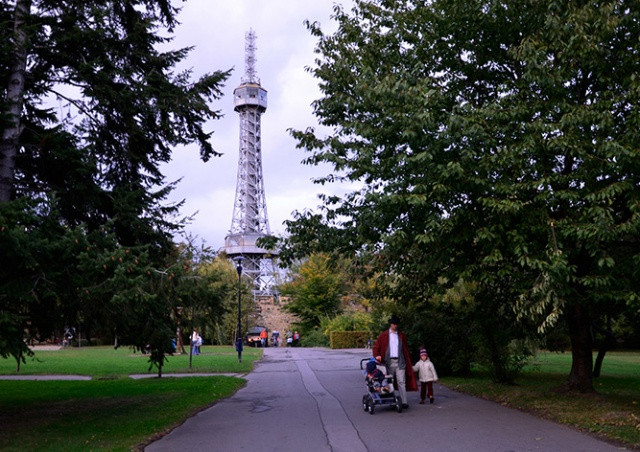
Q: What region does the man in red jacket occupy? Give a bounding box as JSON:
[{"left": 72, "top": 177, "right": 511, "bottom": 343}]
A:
[{"left": 372, "top": 315, "right": 417, "bottom": 408}]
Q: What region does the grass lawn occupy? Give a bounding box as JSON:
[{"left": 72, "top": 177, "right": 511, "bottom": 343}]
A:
[
  {"left": 0, "top": 345, "right": 261, "bottom": 376},
  {"left": 444, "top": 351, "right": 640, "bottom": 450},
  {"left": 0, "top": 346, "right": 262, "bottom": 451}
]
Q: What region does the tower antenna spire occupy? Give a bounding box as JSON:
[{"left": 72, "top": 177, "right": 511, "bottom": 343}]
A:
[{"left": 242, "top": 28, "right": 259, "bottom": 84}]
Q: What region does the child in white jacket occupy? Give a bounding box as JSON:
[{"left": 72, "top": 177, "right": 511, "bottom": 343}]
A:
[{"left": 412, "top": 348, "right": 438, "bottom": 404}]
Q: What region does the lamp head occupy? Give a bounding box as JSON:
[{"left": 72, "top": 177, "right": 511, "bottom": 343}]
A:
[{"left": 235, "top": 256, "right": 244, "bottom": 276}]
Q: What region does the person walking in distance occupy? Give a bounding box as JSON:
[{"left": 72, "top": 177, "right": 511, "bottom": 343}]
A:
[
  {"left": 260, "top": 328, "right": 268, "bottom": 347},
  {"left": 372, "top": 315, "right": 417, "bottom": 408},
  {"left": 413, "top": 348, "right": 438, "bottom": 404}
]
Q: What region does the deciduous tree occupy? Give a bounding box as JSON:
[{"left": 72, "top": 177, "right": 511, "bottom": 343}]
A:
[
  {"left": 285, "top": 0, "right": 640, "bottom": 392},
  {"left": 280, "top": 253, "right": 347, "bottom": 332}
]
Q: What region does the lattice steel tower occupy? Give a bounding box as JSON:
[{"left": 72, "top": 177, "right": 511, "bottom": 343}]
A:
[{"left": 224, "top": 30, "right": 279, "bottom": 295}]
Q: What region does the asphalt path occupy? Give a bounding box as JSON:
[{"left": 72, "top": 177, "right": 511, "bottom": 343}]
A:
[{"left": 146, "top": 347, "right": 623, "bottom": 452}]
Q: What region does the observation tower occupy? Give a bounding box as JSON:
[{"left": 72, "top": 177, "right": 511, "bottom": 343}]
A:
[{"left": 223, "top": 30, "right": 279, "bottom": 295}]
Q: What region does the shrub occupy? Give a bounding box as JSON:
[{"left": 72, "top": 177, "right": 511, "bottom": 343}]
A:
[
  {"left": 408, "top": 303, "right": 474, "bottom": 376},
  {"left": 322, "top": 312, "right": 372, "bottom": 334},
  {"left": 300, "top": 328, "right": 329, "bottom": 347},
  {"left": 474, "top": 338, "right": 535, "bottom": 384},
  {"left": 330, "top": 331, "right": 370, "bottom": 349}
]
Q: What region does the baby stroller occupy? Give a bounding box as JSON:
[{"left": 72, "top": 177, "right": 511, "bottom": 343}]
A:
[{"left": 360, "top": 358, "right": 403, "bottom": 414}]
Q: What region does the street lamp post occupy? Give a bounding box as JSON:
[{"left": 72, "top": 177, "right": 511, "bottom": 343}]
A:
[{"left": 235, "top": 257, "right": 243, "bottom": 363}]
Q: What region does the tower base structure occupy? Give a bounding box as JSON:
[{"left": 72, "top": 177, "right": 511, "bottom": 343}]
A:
[{"left": 224, "top": 232, "right": 279, "bottom": 297}]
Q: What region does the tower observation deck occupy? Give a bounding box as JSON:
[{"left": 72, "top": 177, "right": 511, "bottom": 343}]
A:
[{"left": 223, "top": 29, "right": 279, "bottom": 295}]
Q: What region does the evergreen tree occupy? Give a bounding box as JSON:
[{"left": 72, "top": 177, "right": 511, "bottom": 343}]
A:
[{"left": 0, "top": 0, "right": 230, "bottom": 363}]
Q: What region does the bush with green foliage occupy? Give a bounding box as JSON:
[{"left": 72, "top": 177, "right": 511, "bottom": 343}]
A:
[
  {"left": 330, "top": 331, "right": 369, "bottom": 349},
  {"left": 280, "top": 254, "right": 347, "bottom": 332},
  {"left": 407, "top": 303, "right": 474, "bottom": 377},
  {"left": 321, "top": 312, "right": 372, "bottom": 334},
  {"left": 299, "top": 328, "right": 329, "bottom": 347}
]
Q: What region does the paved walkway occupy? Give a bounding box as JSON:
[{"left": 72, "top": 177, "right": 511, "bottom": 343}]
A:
[{"left": 146, "top": 347, "right": 624, "bottom": 452}]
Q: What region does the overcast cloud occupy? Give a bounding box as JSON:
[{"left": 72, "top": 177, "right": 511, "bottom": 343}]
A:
[{"left": 161, "top": 1, "right": 353, "bottom": 251}]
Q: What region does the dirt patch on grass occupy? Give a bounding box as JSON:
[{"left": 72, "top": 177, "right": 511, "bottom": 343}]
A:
[{"left": 30, "top": 345, "right": 62, "bottom": 351}]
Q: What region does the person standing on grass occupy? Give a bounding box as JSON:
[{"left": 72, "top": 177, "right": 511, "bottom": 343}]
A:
[
  {"left": 191, "top": 330, "right": 200, "bottom": 355},
  {"left": 372, "top": 315, "right": 417, "bottom": 409},
  {"left": 413, "top": 348, "right": 438, "bottom": 404}
]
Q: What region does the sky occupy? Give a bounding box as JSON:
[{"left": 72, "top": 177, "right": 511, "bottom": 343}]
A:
[{"left": 161, "top": 1, "right": 353, "bottom": 251}]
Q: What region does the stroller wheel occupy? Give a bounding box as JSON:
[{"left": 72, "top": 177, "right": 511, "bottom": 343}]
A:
[
  {"left": 368, "top": 400, "right": 375, "bottom": 415},
  {"left": 395, "top": 395, "right": 403, "bottom": 413},
  {"left": 362, "top": 395, "right": 369, "bottom": 411}
]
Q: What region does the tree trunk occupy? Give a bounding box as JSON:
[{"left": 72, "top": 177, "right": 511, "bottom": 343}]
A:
[
  {"left": 592, "top": 318, "right": 616, "bottom": 378},
  {"left": 0, "top": 0, "right": 31, "bottom": 202},
  {"left": 566, "top": 301, "right": 595, "bottom": 392},
  {"left": 593, "top": 343, "right": 609, "bottom": 379},
  {"left": 176, "top": 325, "right": 186, "bottom": 354}
]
